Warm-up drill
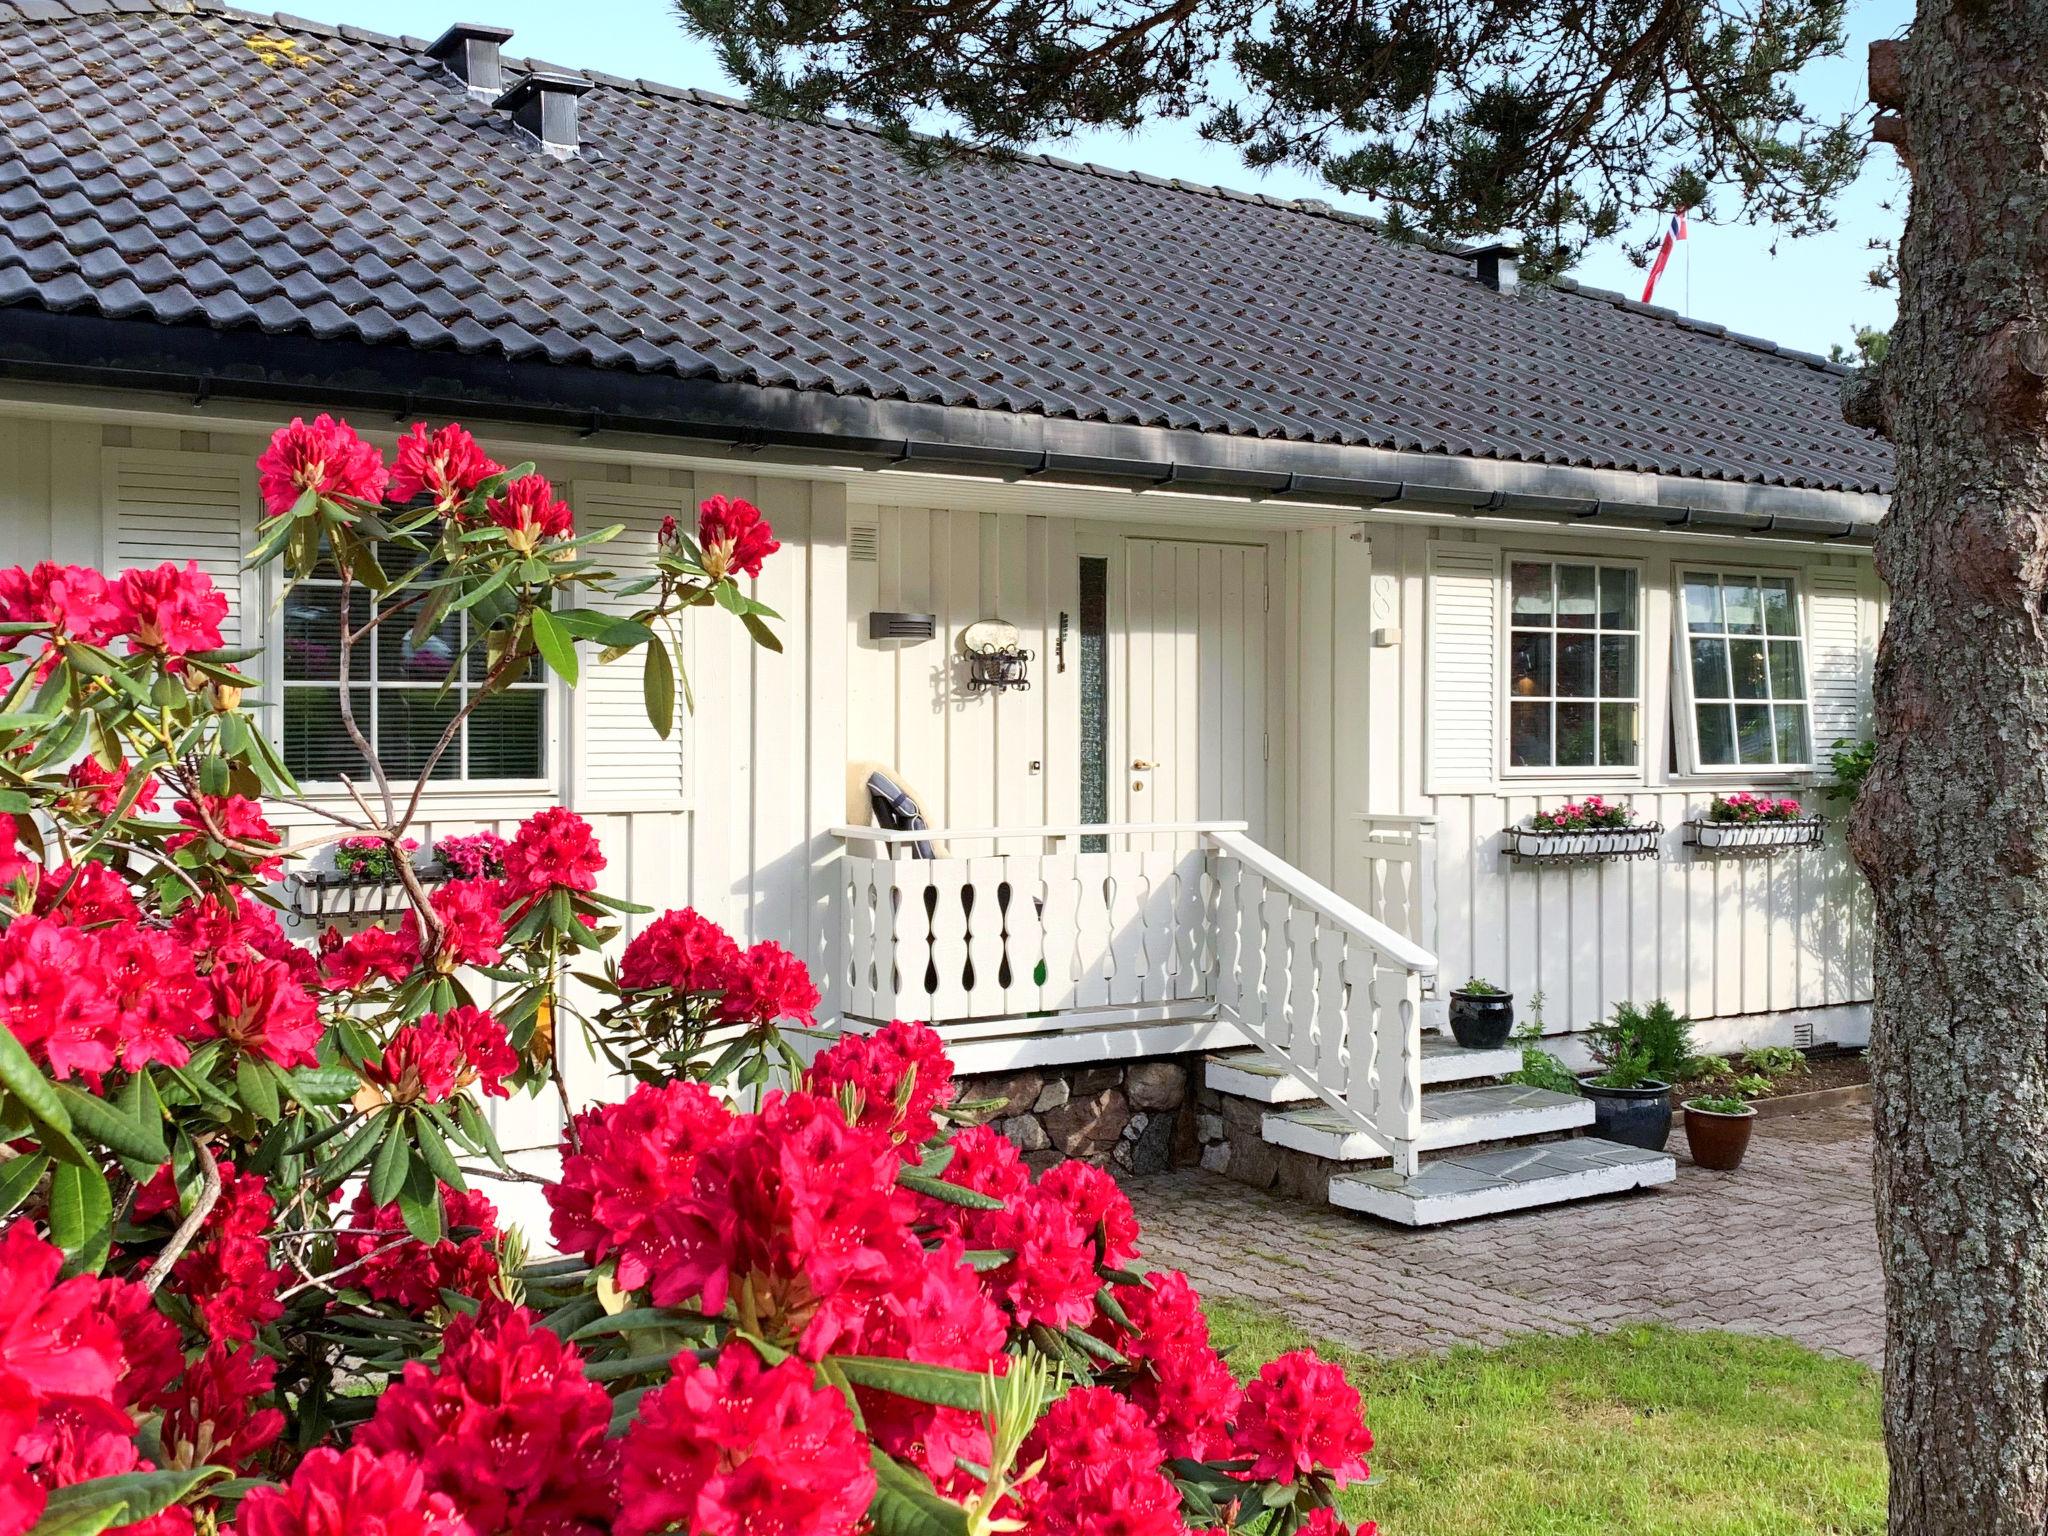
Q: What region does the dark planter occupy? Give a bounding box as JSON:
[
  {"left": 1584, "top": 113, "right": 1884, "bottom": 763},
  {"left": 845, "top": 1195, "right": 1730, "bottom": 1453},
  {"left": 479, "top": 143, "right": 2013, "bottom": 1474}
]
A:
[
  {"left": 1447, "top": 990, "right": 1516, "bottom": 1050},
  {"left": 1578, "top": 1075, "right": 1673, "bottom": 1151},
  {"left": 1682, "top": 1101, "right": 1757, "bottom": 1170}
]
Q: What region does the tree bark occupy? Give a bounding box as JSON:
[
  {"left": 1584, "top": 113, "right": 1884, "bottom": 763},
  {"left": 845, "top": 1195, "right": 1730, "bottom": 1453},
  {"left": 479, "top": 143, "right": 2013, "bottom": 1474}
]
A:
[{"left": 1853, "top": 5, "right": 2048, "bottom": 1530}]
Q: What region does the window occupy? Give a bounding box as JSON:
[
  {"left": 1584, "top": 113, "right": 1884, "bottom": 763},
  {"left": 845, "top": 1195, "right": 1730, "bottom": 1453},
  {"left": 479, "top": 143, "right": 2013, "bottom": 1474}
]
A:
[
  {"left": 1678, "top": 570, "right": 1811, "bottom": 770},
  {"left": 1506, "top": 559, "right": 1641, "bottom": 770},
  {"left": 280, "top": 557, "right": 548, "bottom": 786},
  {"left": 1077, "top": 556, "right": 1110, "bottom": 854}
]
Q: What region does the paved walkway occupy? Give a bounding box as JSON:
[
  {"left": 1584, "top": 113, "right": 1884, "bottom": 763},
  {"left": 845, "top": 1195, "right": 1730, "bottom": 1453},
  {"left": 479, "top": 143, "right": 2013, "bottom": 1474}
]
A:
[{"left": 1130, "top": 1102, "right": 1881, "bottom": 1366}]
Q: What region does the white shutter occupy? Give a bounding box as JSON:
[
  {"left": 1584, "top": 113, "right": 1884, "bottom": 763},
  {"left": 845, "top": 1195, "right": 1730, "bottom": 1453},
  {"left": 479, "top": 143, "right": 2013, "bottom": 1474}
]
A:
[
  {"left": 1425, "top": 543, "right": 1501, "bottom": 794},
  {"left": 1808, "top": 566, "right": 1872, "bottom": 751},
  {"left": 569, "top": 481, "right": 691, "bottom": 811},
  {"left": 101, "top": 449, "right": 257, "bottom": 647}
]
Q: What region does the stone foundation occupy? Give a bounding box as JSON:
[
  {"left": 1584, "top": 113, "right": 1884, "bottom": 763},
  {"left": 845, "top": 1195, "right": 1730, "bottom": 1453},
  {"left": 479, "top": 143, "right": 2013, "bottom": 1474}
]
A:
[
  {"left": 1190, "top": 1077, "right": 1343, "bottom": 1202},
  {"left": 953, "top": 1058, "right": 1196, "bottom": 1175}
]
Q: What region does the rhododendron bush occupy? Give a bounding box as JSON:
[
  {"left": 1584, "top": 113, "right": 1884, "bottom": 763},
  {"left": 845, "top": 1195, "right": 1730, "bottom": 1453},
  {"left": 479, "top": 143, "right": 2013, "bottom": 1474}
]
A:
[{"left": 0, "top": 417, "right": 1379, "bottom": 1536}]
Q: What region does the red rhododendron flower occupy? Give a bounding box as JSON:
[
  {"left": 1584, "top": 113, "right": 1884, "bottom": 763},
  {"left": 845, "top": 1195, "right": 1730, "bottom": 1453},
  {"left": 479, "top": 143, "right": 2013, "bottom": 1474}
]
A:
[
  {"left": 92, "top": 920, "right": 215, "bottom": 1071},
  {"left": 137, "top": 1160, "right": 285, "bottom": 1344},
  {"left": 169, "top": 795, "right": 283, "bottom": 880},
  {"left": 320, "top": 923, "right": 417, "bottom": 990},
  {"left": 1299, "top": 1510, "right": 1377, "bottom": 1536},
  {"left": 920, "top": 1122, "right": 1030, "bottom": 1244},
  {"left": 210, "top": 953, "right": 322, "bottom": 1069},
  {"left": 718, "top": 940, "right": 820, "bottom": 1030},
  {"left": 172, "top": 892, "right": 319, "bottom": 989},
  {"left": 618, "top": 907, "right": 741, "bottom": 994},
  {"left": 0, "top": 563, "right": 123, "bottom": 676},
  {"left": 485, "top": 474, "right": 574, "bottom": 550},
  {"left": 154, "top": 1344, "right": 284, "bottom": 1476},
  {"left": 335, "top": 1185, "right": 504, "bottom": 1314},
  {"left": 806, "top": 1018, "right": 949, "bottom": 1150},
  {"left": 389, "top": 423, "right": 502, "bottom": 515},
  {"left": 111, "top": 563, "right": 228, "bottom": 659},
  {"left": 617, "top": 1343, "right": 873, "bottom": 1536},
  {"left": 504, "top": 808, "right": 605, "bottom": 903},
  {"left": 404, "top": 878, "right": 507, "bottom": 973},
  {"left": 368, "top": 1006, "right": 516, "bottom": 1104},
  {"left": 33, "top": 861, "right": 140, "bottom": 927},
  {"left": 548, "top": 1079, "right": 734, "bottom": 1292},
  {"left": 1233, "top": 1349, "right": 1374, "bottom": 1486},
  {"left": 646, "top": 1091, "right": 923, "bottom": 1357},
  {"left": 361, "top": 1306, "right": 619, "bottom": 1536},
  {"left": 1038, "top": 1160, "right": 1141, "bottom": 1268},
  {"left": 1013, "top": 1385, "right": 1187, "bottom": 1536},
  {"left": 0, "top": 1221, "right": 128, "bottom": 1421},
  {"left": 0, "top": 915, "right": 119, "bottom": 1079},
  {"left": 64, "top": 756, "right": 159, "bottom": 817},
  {"left": 256, "top": 415, "right": 390, "bottom": 517},
  {"left": 695, "top": 495, "right": 778, "bottom": 582},
  {"left": 979, "top": 1184, "right": 1102, "bottom": 1332},
  {"left": 0, "top": 817, "right": 30, "bottom": 888},
  {"left": 235, "top": 1446, "right": 470, "bottom": 1536},
  {"left": 1103, "top": 1271, "right": 1239, "bottom": 1459}
]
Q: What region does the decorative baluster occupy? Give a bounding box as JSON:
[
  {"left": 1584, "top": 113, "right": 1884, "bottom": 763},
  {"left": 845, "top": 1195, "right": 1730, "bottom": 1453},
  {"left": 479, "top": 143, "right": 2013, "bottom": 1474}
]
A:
[
  {"left": 1106, "top": 850, "right": 1147, "bottom": 1007},
  {"left": 1074, "top": 851, "right": 1114, "bottom": 1008},
  {"left": 1314, "top": 918, "right": 1346, "bottom": 1098},
  {"left": 1211, "top": 849, "right": 1242, "bottom": 1020},
  {"left": 1372, "top": 961, "right": 1425, "bottom": 1177},
  {"left": 926, "top": 861, "right": 972, "bottom": 1021},
  {"left": 963, "top": 855, "right": 1008, "bottom": 1018},
  {"left": 1004, "top": 860, "right": 1049, "bottom": 1016}
]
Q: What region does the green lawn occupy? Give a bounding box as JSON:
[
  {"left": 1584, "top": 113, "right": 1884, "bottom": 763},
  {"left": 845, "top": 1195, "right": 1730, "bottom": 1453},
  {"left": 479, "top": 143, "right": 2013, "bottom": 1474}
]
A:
[{"left": 1204, "top": 1302, "right": 1884, "bottom": 1536}]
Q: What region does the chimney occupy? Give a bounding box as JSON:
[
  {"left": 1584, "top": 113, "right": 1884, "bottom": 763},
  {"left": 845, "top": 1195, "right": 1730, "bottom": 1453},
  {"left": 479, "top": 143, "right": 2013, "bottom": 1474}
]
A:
[
  {"left": 1466, "top": 234, "right": 1522, "bottom": 294},
  {"left": 494, "top": 72, "right": 594, "bottom": 158},
  {"left": 426, "top": 22, "right": 514, "bottom": 97}
]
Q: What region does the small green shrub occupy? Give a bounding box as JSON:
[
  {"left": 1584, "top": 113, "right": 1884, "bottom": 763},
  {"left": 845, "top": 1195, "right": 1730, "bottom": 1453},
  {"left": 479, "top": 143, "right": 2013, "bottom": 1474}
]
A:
[
  {"left": 1746, "top": 1045, "right": 1808, "bottom": 1082},
  {"left": 1586, "top": 1046, "right": 1657, "bottom": 1090},
  {"left": 1508, "top": 1046, "right": 1581, "bottom": 1095},
  {"left": 1826, "top": 737, "right": 1874, "bottom": 808},
  {"left": 1457, "top": 976, "right": 1502, "bottom": 996},
  {"left": 1688, "top": 1092, "right": 1754, "bottom": 1115},
  {"left": 1590, "top": 999, "right": 1695, "bottom": 1084}
]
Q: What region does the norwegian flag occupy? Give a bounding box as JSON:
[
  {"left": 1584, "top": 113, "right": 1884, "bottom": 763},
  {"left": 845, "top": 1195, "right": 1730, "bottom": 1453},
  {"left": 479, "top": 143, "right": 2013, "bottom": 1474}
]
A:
[{"left": 1640, "top": 208, "right": 1688, "bottom": 304}]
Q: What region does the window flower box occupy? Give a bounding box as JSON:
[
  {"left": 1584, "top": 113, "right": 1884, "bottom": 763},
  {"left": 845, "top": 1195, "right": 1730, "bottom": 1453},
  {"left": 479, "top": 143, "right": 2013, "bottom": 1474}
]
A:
[
  {"left": 1685, "top": 814, "right": 1827, "bottom": 856},
  {"left": 1503, "top": 797, "right": 1662, "bottom": 864}
]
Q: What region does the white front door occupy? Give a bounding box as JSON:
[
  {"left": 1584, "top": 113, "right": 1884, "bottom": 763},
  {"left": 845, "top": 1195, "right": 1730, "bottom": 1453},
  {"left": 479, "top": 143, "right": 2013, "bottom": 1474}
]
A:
[{"left": 1120, "top": 538, "right": 1272, "bottom": 841}]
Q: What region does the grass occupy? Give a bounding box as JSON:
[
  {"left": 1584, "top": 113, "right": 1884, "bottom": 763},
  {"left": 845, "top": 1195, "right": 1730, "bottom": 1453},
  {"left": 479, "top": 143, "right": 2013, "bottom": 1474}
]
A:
[{"left": 1204, "top": 1301, "right": 1884, "bottom": 1536}]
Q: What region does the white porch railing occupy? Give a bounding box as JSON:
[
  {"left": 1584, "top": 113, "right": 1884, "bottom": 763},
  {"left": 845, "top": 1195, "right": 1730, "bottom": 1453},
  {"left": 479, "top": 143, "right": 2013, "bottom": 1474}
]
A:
[
  {"left": 1355, "top": 814, "right": 1438, "bottom": 976},
  {"left": 831, "top": 821, "right": 1438, "bottom": 1175}
]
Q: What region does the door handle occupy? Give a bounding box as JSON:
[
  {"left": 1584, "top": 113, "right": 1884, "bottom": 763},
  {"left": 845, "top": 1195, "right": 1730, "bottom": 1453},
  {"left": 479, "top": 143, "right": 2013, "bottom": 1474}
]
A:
[{"left": 1132, "top": 759, "right": 1162, "bottom": 771}]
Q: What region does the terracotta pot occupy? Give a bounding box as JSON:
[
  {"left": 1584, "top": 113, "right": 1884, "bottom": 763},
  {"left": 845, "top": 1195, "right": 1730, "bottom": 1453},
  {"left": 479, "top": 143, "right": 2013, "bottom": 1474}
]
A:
[{"left": 1682, "top": 1101, "right": 1757, "bottom": 1170}]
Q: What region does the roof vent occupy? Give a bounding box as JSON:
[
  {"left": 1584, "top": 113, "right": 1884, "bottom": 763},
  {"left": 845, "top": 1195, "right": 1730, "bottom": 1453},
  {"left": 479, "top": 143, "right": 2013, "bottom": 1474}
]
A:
[
  {"left": 1465, "top": 234, "right": 1522, "bottom": 294},
  {"left": 495, "top": 72, "right": 594, "bottom": 158},
  {"left": 426, "top": 23, "right": 514, "bottom": 96}
]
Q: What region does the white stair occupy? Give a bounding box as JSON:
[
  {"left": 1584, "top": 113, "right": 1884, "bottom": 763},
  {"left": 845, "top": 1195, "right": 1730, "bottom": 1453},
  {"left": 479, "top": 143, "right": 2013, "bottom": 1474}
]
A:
[
  {"left": 1204, "top": 1035, "right": 1522, "bottom": 1103},
  {"left": 1262, "top": 1082, "right": 1594, "bottom": 1161},
  {"left": 1329, "top": 1139, "right": 1676, "bottom": 1225}
]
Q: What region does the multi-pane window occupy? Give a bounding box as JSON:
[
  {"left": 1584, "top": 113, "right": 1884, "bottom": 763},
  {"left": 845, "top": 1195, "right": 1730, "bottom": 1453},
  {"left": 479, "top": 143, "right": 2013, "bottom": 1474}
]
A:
[
  {"left": 1506, "top": 560, "right": 1641, "bottom": 770},
  {"left": 1679, "top": 571, "right": 1811, "bottom": 769},
  {"left": 280, "top": 555, "right": 548, "bottom": 785}
]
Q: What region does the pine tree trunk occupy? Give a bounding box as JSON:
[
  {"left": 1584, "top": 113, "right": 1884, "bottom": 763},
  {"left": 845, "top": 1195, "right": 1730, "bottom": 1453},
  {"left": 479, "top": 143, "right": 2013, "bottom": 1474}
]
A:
[{"left": 1855, "top": 4, "right": 2048, "bottom": 1530}]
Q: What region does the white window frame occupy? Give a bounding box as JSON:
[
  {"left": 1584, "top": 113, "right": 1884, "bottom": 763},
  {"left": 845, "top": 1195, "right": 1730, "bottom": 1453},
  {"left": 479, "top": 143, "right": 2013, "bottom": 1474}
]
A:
[
  {"left": 1671, "top": 564, "right": 1816, "bottom": 777},
  {"left": 1497, "top": 553, "right": 1647, "bottom": 782},
  {"left": 266, "top": 563, "right": 561, "bottom": 800}
]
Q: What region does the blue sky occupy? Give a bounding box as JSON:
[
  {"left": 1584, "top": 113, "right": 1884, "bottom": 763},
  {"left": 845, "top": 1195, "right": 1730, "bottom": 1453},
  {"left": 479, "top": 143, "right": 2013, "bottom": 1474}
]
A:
[{"left": 309, "top": 0, "right": 1911, "bottom": 358}]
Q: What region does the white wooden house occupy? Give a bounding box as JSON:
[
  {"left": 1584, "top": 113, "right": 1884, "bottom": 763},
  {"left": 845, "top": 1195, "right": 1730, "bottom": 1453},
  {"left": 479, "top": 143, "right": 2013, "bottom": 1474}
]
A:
[{"left": 0, "top": 3, "right": 1889, "bottom": 1222}]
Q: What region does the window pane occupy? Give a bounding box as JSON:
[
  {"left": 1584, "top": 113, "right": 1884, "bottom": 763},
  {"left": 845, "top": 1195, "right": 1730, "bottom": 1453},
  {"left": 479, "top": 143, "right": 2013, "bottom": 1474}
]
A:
[
  {"left": 378, "top": 689, "right": 462, "bottom": 781},
  {"left": 1510, "top": 631, "right": 1551, "bottom": 698},
  {"left": 1600, "top": 703, "right": 1639, "bottom": 767},
  {"left": 283, "top": 686, "right": 373, "bottom": 781},
  {"left": 1599, "top": 635, "right": 1636, "bottom": 698},
  {"left": 1683, "top": 575, "right": 1722, "bottom": 632},
  {"left": 1722, "top": 579, "right": 1762, "bottom": 635},
  {"left": 380, "top": 607, "right": 462, "bottom": 685},
  {"left": 1696, "top": 704, "right": 1737, "bottom": 765},
  {"left": 1735, "top": 703, "right": 1776, "bottom": 764},
  {"left": 1556, "top": 564, "right": 1597, "bottom": 628},
  {"left": 1556, "top": 633, "right": 1596, "bottom": 697},
  {"left": 1556, "top": 702, "right": 1596, "bottom": 766},
  {"left": 1768, "top": 640, "right": 1805, "bottom": 700},
  {"left": 1761, "top": 577, "right": 1799, "bottom": 636},
  {"left": 1774, "top": 706, "right": 1811, "bottom": 765},
  {"left": 469, "top": 689, "right": 546, "bottom": 779},
  {"left": 282, "top": 587, "right": 369, "bottom": 681},
  {"left": 1599, "top": 567, "right": 1638, "bottom": 631},
  {"left": 1729, "top": 639, "right": 1769, "bottom": 699},
  {"left": 1511, "top": 563, "right": 1553, "bottom": 621},
  {"left": 1510, "top": 702, "right": 1552, "bottom": 767},
  {"left": 1689, "top": 638, "right": 1730, "bottom": 699}
]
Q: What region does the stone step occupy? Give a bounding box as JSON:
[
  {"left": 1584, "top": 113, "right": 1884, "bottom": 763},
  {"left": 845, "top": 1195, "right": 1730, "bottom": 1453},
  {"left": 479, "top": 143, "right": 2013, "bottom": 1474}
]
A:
[
  {"left": 1260, "top": 1083, "right": 1594, "bottom": 1161},
  {"left": 1328, "top": 1138, "right": 1676, "bottom": 1226},
  {"left": 1204, "top": 1036, "right": 1523, "bottom": 1104}
]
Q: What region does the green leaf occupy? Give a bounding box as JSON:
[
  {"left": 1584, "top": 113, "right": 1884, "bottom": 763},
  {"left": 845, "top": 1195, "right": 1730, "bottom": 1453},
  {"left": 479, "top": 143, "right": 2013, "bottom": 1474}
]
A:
[
  {"left": 54, "top": 1083, "right": 166, "bottom": 1165},
  {"left": 285, "top": 1066, "right": 362, "bottom": 1107},
  {"left": 412, "top": 1112, "right": 467, "bottom": 1193},
  {"left": 741, "top": 611, "right": 783, "bottom": 654},
  {"left": 827, "top": 1356, "right": 993, "bottom": 1411},
  {"left": 324, "top": 1109, "right": 391, "bottom": 1187},
  {"left": 368, "top": 1117, "right": 412, "bottom": 1207},
  {"left": 48, "top": 1158, "right": 112, "bottom": 1270},
  {"left": 0, "top": 1150, "right": 50, "bottom": 1217},
  {"left": 528, "top": 608, "right": 578, "bottom": 686},
  {"left": 235, "top": 1055, "right": 281, "bottom": 1123},
  {"left": 895, "top": 1170, "right": 1006, "bottom": 1210},
  {"left": 396, "top": 1155, "right": 443, "bottom": 1244},
  {"left": 0, "top": 1022, "right": 92, "bottom": 1166},
  {"left": 866, "top": 1450, "right": 971, "bottom": 1536},
  {"left": 642, "top": 631, "right": 676, "bottom": 739},
  {"left": 28, "top": 1469, "right": 227, "bottom": 1536}
]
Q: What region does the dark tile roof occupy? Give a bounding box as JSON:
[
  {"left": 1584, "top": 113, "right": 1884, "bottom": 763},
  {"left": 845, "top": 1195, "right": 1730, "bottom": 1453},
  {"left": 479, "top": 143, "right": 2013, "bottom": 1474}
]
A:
[{"left": 0, "top": 0, "right": 1894, "bottom": 496}]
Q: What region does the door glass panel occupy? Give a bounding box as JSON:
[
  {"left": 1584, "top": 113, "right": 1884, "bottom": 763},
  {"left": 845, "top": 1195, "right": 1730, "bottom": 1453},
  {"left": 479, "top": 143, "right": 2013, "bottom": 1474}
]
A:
[{"left": 1078, "top": 556, "right": 1109, "bottom": 854}]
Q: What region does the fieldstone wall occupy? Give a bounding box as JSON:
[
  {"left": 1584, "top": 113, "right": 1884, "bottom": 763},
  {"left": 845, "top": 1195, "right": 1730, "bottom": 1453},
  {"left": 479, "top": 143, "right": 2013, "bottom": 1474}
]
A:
[
  {"left": 952, "top": 1058, "right": 1196, "bottom": 1175},
  {"left": 1191, "top": 1079, "right": 1343, "bottom": 1203}
]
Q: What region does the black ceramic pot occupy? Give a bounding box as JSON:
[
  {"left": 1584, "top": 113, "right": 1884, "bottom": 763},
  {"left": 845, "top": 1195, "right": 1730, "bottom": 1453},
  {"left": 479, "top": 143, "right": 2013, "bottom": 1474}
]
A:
[
  {"left": 1578, "top": 1075, "right": 1673, "bottom": 1150},
  {"left": 1447, "top": 989, "right": 1515, "bottom": 1050}
]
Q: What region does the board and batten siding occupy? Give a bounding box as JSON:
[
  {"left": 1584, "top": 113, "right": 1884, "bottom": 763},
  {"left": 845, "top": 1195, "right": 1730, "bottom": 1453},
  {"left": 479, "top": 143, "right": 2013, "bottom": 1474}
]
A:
[{"left": 1281, "top": 519, "right": 1881, "bottom": 1041}]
